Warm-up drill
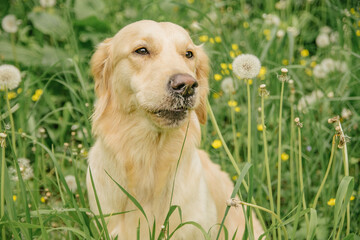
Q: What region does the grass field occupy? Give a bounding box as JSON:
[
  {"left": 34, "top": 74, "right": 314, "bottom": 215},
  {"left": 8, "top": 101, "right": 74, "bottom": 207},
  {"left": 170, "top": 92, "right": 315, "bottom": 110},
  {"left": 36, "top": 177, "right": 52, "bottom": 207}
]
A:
[{"left": 0, "top": 0, "right": 359, "bottom": 239}]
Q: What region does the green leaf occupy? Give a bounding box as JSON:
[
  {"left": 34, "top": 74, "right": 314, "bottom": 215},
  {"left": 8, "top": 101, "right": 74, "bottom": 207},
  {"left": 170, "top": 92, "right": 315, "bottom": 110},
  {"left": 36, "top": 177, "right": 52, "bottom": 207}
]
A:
[
  {"left": 333, "top": 176, "right": 354, "bottom": 232},
  {"left": 306, "top": 208, "right": 317, "bottom": 240},
  {"left": 74, "top": 0, "right": 105, "bottom": 20},
  {"left": 28, "top": 11, "right": 70, "bottom": 39}
]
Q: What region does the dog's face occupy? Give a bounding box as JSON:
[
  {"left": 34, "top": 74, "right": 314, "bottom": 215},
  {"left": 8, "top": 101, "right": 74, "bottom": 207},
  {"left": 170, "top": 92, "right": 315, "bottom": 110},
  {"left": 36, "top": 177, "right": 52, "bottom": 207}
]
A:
[{"left": 91, "top": 20, "right": 209, "bottom": 128}]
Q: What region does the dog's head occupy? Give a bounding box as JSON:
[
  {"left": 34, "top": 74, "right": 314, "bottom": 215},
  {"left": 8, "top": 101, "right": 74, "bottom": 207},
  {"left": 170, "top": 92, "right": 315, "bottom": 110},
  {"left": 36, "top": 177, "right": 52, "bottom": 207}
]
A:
[{"left": 91, "top": 20, "right": 209, "bottom": 129}]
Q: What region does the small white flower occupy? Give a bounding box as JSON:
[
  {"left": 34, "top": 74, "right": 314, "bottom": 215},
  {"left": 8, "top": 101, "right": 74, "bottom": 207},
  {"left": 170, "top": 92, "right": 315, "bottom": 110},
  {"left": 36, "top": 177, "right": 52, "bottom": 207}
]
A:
[
  {"left": 0, "top": 64, "right": 21, "bottom": 90},
  {"left": 341, "top": 108, "right": 352, "bottom": 120},
  {"left": 330, "top": 31, "right": 339, "bottom": 43},
  {"left": 65, "top": 175, "right": 77, "bottom": 193},
  {"left": 9, "top": 158, "right": 34, "bottom": 181},
  {"left": 263, "top": 14, "right": 280, "bottom": 26},
  {"left": 40, "top": 0, "right": 56, "bottom": 8},
  {"left": 221, "top": 77, "right": 236, "bottom": 94},
  {"left": 287, "top": 26, "right": 300, "bottom": 37},
  {"left": 313, "top": 65, "right": 327, "bottom": 78},
  {"left": 276, "top": 29, "right": 285, "bottom": 38},
  {"left": 321, "top": 58, "right": 335, "bottom": 73},
  {"left": 316, "top": 33, "right": 330, "bottom": 48},
  {"left": 232, "top": 54, "right": 261, "bottom": 79},
  {"left": 320, "top": 26, "right": 332, "bottom": 34},
  {"left": 1, "top": 15, "right": 20, "bottom": 33}
]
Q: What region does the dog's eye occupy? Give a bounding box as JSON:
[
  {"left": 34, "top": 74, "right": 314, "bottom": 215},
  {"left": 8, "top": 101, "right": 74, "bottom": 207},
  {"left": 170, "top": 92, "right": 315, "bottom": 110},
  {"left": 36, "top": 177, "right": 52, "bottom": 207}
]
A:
[
  {"left": 135, "top": 47, "right": 149, "bottom": 55},
  {"left": 185, "top": 51, "right": 194, "bottom": 59}
]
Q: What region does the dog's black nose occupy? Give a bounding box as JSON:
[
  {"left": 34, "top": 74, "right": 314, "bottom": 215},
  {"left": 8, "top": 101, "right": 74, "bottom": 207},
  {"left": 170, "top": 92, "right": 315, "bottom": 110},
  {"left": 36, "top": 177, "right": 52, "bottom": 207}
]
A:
[{"left": 169, "top": 74, "right": 198, "bottom": 97}]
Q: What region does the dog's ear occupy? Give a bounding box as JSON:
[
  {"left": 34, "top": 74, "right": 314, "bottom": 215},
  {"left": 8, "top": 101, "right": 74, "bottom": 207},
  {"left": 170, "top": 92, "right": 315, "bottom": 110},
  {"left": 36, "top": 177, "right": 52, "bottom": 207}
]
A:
[
  {"left": 91, "top": 38, "right": 112, "bottom": 98},
  {"left": 91, "top": 38, "right": 112, "bottom": 123},
  {"left": 195, "top": 46, "right": 209, "bottom": 124}
]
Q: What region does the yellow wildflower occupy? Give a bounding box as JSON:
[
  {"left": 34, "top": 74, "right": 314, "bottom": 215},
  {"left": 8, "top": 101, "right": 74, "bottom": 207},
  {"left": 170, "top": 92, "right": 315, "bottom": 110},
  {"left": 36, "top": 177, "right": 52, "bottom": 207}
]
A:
[
  {"left": 220, "top": 63, "right": 228, "bottom": 69},
  {"left": 246, "top": 79, "right": 253, "bottom": 85},
  {"left": 228, "top": 100, "right": 238, "bottom": 107},
  {"left": 305, "top": 68, "right": 312, "bottom": 77},
  {"left": 215, "top": 36, "right": 222, "bottom": 43},
  {"left": 282, "top": 59, "right": 289, "bottom": 65},
  {"left": 13, "top": 195, "right": 17, "bottom": 201},
  {"left": 209, "top": 38, "right": 215, "bottom": 44},
  {"left": 350, "top": 8, "right": 355, "bottom": 15},
  {"left": 35, "top": 89, "right": 43, "bottom": 95},
  {"left": 236, "top": 132, "right": 241, "bottom": 137},
  {"left": 224, "top": 69, "right": 230, "bottom": 75},
  {"left": 199, "top": 35, "right": 209, "bottom": 42},
  {"left": 258, "top": 66, "right": 267, "bottom": 80},
  {"left": 214, "top": 74, "right": 222, "bottom": 81},
  {"left": 229, "top": 51, "right": 236, "bottom": 58},
  {"left": 281, "top": 152, "right": 289, "bottom": 161},
  {"left": 310, "top": 61, "right": 317, "bottom": 68},
  {"left": 187, "top": 0, "right": 194, "bottom": 4},
  {"left": 31, "top": 89, "right": 44, "bottom": 102},
  {"left": 350, "top": 195, "right": 355, "bottom": 201},
  {"left": 40, "top": 197, "right": 46, "bottom": 203},
  {"left": 7, "top": 91, "right": 17, "bottom": 100},
  {"left": 231, "top": 43, "right": 239, "bottom": 51},
  {"left": 356, "top": 30, "right": 360, "bottom": 37},
  {"left": 17, "top": 88, "right": 22, "bottom": 94},
  {"left": 228, "top": 64, "right": 232, "bottom": 70},
  {"left": 263, "top": 29, "right": 271, "bottom": 36},
  {"left": 257, "top": 124, "right": 263, "bottom": 131},
  {"left": 243, "top": 21, "right": 249, "bottom": 28},
  {"left": 232, "top": 175, "right": 238, "bottom": 181},
  {"left": 212, "top": 92, "right": 221, "bottom": 99},
  {"left": 235, "top": 107, "right": 240, "bottom": 112},
  {"left": 211, "top": 139, "right": 222, "bottom": 149},
  {"left": 300, "top": 59, "right": 307, "bottom": 66},
  {"left": 301, "top": 49, "right": 309, "bottom": 57},
  {"left": 327, "top": 198, "right": 335, "bottom": 206}
]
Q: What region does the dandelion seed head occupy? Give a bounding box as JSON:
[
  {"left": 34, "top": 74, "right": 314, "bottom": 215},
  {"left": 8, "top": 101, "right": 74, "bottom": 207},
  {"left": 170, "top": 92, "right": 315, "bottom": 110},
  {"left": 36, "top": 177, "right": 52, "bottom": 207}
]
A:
[
  {"left": 0, "top": 64, "right": 21, "bottom": 90},
  {"left": 1, "top": 15, "right": 20, "bottom": 33},
  {"left": 341, "top": 108, "right": 352, "bottom": 120},
  {"left": 316, "top": 33, "right": 330, "bottom": 48},
  {"left": 232, "top": 54, "right": 261, "bottom": 79},
  {"left": 9, "top": 158, "right": 34, "bottom": 181},
  {"left": 313, "top": 65, "right": 327, "bottom": 79},
  {"left": 65, "top": 175, "right": 77, "bottom": 193},
  {"left": 40, "top": 0, "right": 56, "bottom": 8},
  {"left": 221, "top": 77, "right": 236, "bottom": 94}
]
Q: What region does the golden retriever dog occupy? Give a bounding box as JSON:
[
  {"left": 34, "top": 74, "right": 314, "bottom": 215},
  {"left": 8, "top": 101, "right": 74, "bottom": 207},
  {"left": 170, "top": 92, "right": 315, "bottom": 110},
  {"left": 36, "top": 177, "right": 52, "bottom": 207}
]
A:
[{"left": 87, "top": 20, "right": 263, "bottom": 239}]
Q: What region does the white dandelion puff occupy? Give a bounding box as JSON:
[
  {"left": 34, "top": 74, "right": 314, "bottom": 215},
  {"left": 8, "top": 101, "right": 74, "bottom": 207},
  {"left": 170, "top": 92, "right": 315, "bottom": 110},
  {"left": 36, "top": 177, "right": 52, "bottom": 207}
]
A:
[
  {"left": 320, "top": 26, "right": 332, "bottom": 34},
  {"left": 313, "top": 65, "right": 327, "bottom": 79},
  {"left": 232, "top": 54, "right": 261, "bottom": 79},
  {"left": 321, "top": 58, "right": 335, "bottom": 73},
  {"left": 262, "top": 14, "right": 281, "bottom": 26},
  {"left": 40, "top": 0, "right": 56, "bottom": 8},
  {"left": 8, "top": 158, "right": 34, "bottom": 181},
  {"left": 65, "top": 175, "right": 78, "bottom": 193},
  {"left": 341, "top": 108, "right": 352, "bottom": 120},
  {"left": 221, "top": 77, "right": 237, "bottom": 94},
  {"left": 276, "top": 29, "right": 285, "bottom": 38},
  {"left": 297, "top": 90, "right": 324, "bottom": 112},
  {"left": 1, "top": 15, "right": 21, "bottom": 33},
  {"left": 287, "top": 26, "right": 300, "bottom": 37},
  {"left": 316, "top": 33, "right": 330, "bottom": 48},
  {"left": 0, "top": 64, "right": 21, "bottom": 90}
]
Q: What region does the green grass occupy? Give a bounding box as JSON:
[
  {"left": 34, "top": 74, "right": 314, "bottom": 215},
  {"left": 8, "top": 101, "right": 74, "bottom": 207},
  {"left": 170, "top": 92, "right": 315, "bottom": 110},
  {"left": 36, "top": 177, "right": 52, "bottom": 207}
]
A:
[{"left": 0, "top": 0, "right": 359, "bottom": 239}]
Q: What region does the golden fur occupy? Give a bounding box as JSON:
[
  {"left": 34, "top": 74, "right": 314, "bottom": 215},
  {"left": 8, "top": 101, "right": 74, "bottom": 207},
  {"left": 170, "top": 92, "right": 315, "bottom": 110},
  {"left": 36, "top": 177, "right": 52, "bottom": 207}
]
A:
[{"left": 87, "top": 20, "right": 263, "bottom": 239}]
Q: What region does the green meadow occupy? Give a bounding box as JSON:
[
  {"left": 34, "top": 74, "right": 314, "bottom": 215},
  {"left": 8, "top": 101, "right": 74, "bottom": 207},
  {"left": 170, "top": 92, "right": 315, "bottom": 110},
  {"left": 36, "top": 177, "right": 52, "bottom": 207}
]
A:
[{"left": 0, "top": 0, "right": 359, "bottom": 239}]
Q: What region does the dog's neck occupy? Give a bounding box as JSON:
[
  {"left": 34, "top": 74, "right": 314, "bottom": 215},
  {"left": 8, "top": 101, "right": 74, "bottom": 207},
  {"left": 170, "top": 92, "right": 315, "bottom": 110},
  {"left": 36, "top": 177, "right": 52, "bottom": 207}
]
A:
[{"left": 92, "top": 106, "right": 201, "bottom": 201}]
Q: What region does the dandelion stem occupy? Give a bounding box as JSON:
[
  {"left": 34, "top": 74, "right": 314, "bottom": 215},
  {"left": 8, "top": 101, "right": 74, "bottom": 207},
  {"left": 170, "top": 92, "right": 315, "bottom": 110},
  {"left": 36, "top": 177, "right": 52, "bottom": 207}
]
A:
[
  {"left": 246, "top": 80, "right": 251, "bottom": 164},
  {"left": 236, "top": 200, "right": 288, "bottom": 240},
  {"left": 1, "top": 143, "right": 5, "bottom": 240},
  {"left": 312, "top": 135, "right": 336, "bottom": 209},
  {"left": 5, "top": 87, "right": 17, "bottom": 154},
  {"left": 289, "top": 100, "right": 295, "bottom": 208},
  {"left": 206, "top": 100, "right": 267, "bottom": 230},
  {"left": 261, "top": 94, "right": 277, "bottom": 239},
  {"left": 297, "top": 126, "right": 309, "bottom": 228},
  {"left": 229, "top": 94, "right": 240, "bottom": 163}
]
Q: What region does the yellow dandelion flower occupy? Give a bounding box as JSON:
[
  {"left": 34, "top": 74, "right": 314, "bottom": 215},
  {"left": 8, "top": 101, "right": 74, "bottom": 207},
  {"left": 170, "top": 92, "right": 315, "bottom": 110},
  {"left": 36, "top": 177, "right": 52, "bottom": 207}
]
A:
[
  {"left": 300, "top": 59, "right": 307, "bottom": 66},
  {"left": 282, "top": 59, "right": 289, "bottom": 65},
  {"left": 327, "top": 198, "right": 335, "bottom": 206},
  {"left": 13, "top": 195, "right": 17, "bottom": 201},
  {"left": 40, "top": 197, "right": 46, "bottom": 203},
  {"left": 228, "top": 64, "right": 232, "bottom": 70},
  {"left": 232, "top": 175, "right": 238, "bottom": 181},
  {"left": 228, "top": 100, "right": 238, "bottom": 107},
  {"left": 211, "top": 139, "right": 222, "bottom": 149},
  {"left": 7, "top": 91, "right": 17, "bottom": 100},
  {"left": 209, "top": 37, "right": 215, "bottom": 44},
  {"left": 17, "top": 88, "right": 22, "bottom": 94},
  {"left": 199, "top": 35, "right": 209, "bottom": 42},
  {"left": 246, "top": 79, "right": 253, "bottom": 85},
  {"left": 231, "top": 44, "right": 239, "bottom": 51},
  {"left": 305, "top": 68, "right": 312, "bottom": 76},
  {"left": 32, "top": 94, "right": 40, "bottom": 102},
  {"left": 236, "top": 132, "right": 241, "bottom": 137},
  {"left": 212, "top": 92, "right": 221, "bottom": 99},
  {"left": 258, "top": 66, "right": 267, "bottom": 80},
  {"left": 229, "top": 51, "right": 236, "bottom": 58},
  {"left": 301, "top": 49, "right": 309, "bottom": 57},
  {"left": 215, "top": 36, "right": 222, "bottom": 43},
  {"left": 356, "top": 30, "right": 360, "bottom": 37},
  {"left": 350, "top": 8, "right": 355, "bottom": 15},
  {"left": 281, "top": 152, "right": 289, "bottom": 161},
  {"left": 224, "top": 69, "right": 230, "bottom": 75},
  {"left": 214, "top": 74, "right": 222, "bottom": 81},
  {"left": 263, "top": 29, "right": 271, "bottom": 37},
  {"left": 243, "top": 21, "right": 249, "bottom": 28},
  {"left": 235, "top": 107, "right": 240, "bottom": 112},
  {"left": 350, "top": 195, "right": 355, "bottom": 201},
  {"left": 257, "top": 124, "right": 263, "bottom": 131},
  {"left": 220, "top": 63, "right": 228, "bottom": 69},
  {"left": 35, "top": 89, "right": 43, "bottom": 95},
  {"left": 310, "top": 61, "right": 317, "bottom": 68}
]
